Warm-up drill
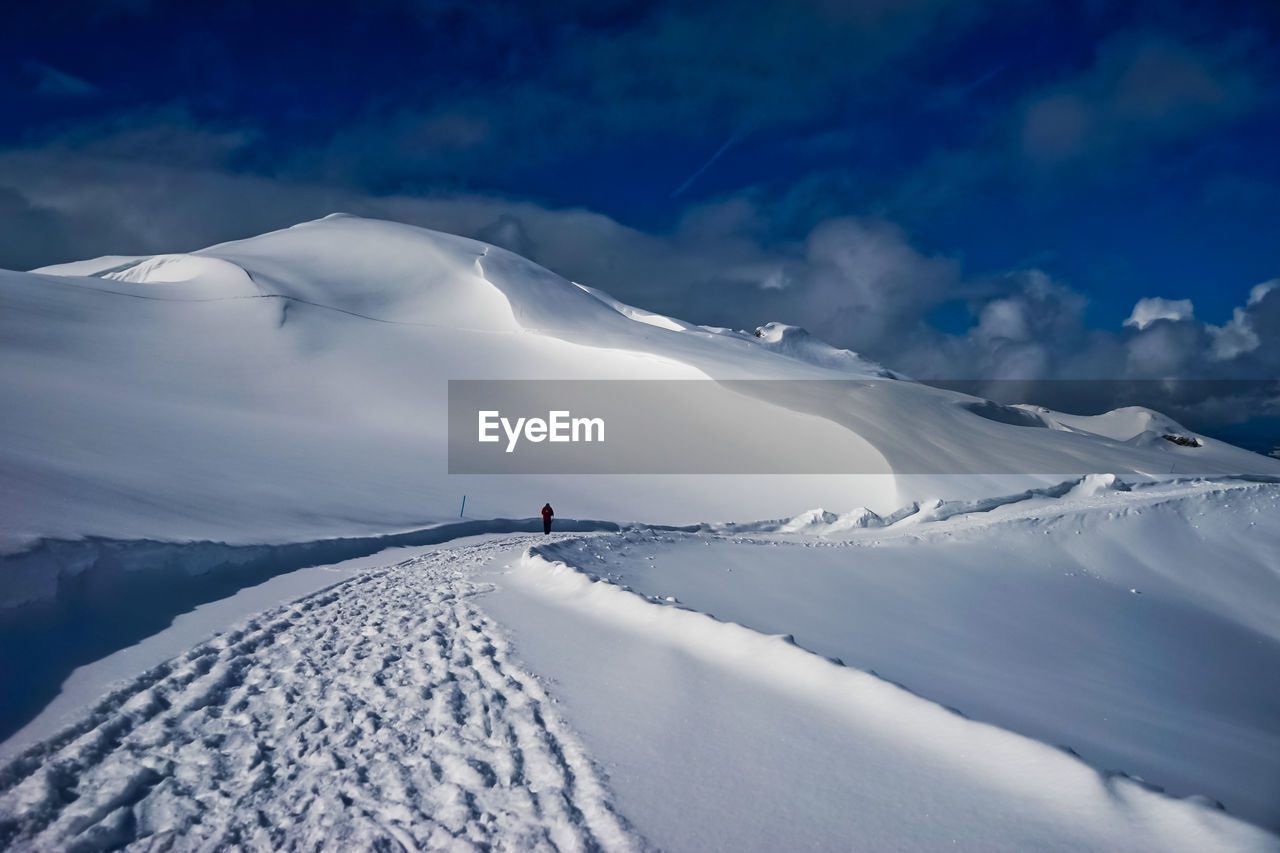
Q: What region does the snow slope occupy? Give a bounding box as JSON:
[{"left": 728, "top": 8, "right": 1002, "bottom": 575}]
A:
[
  {"left": 486, "top": 477, "right": 1280, "bottom": 844},
  {"left": 4, "top": 214, "right": 1276, "bottom": 570},
  {"left": 3, "top": 215, "right": 894, "bottom": 561}
]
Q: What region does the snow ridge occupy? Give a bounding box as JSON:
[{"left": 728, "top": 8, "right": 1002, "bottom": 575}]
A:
[
  {"left": 0, "top": 539, "right": 647, "bottom": 852},
  {"left": 720, "top": 473, "right": 1280, "bottom": 536}
]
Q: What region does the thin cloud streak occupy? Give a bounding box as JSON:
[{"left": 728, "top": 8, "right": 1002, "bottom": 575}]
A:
[{"left": 670, "top": 132, "right": 742, "bottom": 199}]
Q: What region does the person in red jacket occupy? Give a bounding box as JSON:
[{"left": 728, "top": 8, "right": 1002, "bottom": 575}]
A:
[{"left": 541, "top": 502, "right": 554, "bottom": 535}]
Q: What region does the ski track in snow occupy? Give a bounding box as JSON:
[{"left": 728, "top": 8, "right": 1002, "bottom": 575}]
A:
[{"left": 0, "top": 537, "right": 645, "bottom": 852}]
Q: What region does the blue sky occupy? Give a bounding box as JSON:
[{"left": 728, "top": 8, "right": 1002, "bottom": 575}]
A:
[{"left": 2, "top": 0, "right": 1278, "bottom": 436}]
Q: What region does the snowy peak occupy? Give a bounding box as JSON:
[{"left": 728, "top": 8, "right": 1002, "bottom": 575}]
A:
[
  {"left": 198, "top": 215, "right": 526, "bottom": 330},
  {"left": 190, "top": 214, "right": 697, "bottom": 340},
  {"left": 751, "top": 322, "right": 896, "bottom": 377}
]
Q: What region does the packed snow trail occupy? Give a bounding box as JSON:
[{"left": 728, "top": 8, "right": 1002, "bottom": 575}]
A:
[{"left": 0, "top": 537, "right": 646, "bottom": 852}]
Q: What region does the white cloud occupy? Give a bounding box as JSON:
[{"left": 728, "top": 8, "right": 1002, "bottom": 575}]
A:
[
  {"left": 1248, "top": 279, "right": 1277, "bottom": 306},
  {"left": 1204, "top": 279, "right": 1277, "bottom": 361},
  {"left": 1124, "top": 296, "right": 1194, "bottom": 330},
  {"left": 975, "top": 297, "right": 1031, "bottom": 342}
]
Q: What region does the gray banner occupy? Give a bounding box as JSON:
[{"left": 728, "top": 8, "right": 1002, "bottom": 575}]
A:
[
  {"left": 447, "top": 379, "right": 1279, "bottom": 475},
  {"left": 448, "top": 379, "right": 884, "bottom": 474}
]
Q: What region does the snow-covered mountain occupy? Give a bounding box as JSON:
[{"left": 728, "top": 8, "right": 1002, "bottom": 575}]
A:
[{"left": 3, "top": 213, "right": 1275, "bottom": 566}]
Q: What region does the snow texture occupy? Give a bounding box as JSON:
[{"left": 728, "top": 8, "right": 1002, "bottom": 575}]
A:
[{"left": 0, "top": 537, "right": 646, "bottom": 852}]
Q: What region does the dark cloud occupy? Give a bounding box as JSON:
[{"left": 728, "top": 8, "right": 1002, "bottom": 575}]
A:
[
  {"left": 0, "top": 185, "right": 133, "bottom": 270},
  {"left": 475, "top": 213, "right": 536, "bottom": 259},
  {"left": 878, "top": 28, "right": 1268, "bottom": 231},
  {"left": 1017, "top": 32, "right": 1259, "bottom": 167},
  {"left": 561, "top": 0, "right": 990, "bottom": 127},
  {"left": 794, "top": 218, "right": 957, "bottom": 352},
  {"left": 292, "top": 0, "right": 1001, "bottom": 190},
  {"left": 41, "top": 107, "right": 255, "bottom": 170}
]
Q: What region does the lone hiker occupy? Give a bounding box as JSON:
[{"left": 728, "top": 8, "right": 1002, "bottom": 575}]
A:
[{"left": 541, "top": 502, "right": 554, "bottom": 535}]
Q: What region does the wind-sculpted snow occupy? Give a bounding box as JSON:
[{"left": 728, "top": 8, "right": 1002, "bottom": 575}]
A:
[
  {"left": 704, "top": 472, "right": 1136, "bottom": 534},
  {"left": 505, "top": 543, "right": 1277, "bottom": 851},
  {"left": 709, "top": 472, "right": 1280, "bottom": 536},
  {"left": 0, "top": 538, "right": 646, "bottom": 852}
]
